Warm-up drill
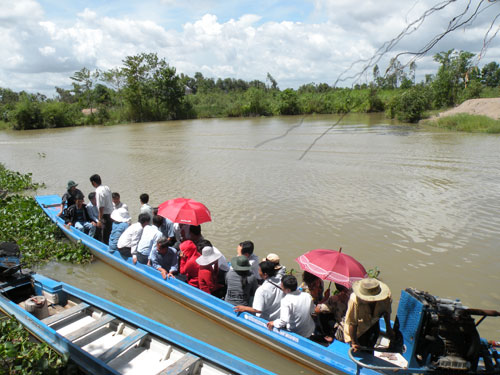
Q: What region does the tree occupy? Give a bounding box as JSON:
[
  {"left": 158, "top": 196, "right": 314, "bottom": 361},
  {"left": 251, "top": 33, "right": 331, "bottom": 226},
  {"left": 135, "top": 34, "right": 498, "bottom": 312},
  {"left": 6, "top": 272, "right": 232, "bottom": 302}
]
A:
[
  {"left": 122, "top": 53, "right": 185, "bottom": 122},
  {"left": 481, "top": 61, "right": 500, "bottom": 87},
  {"left": 266, "top": 73, "right": 279, "bottom": 90},
  {"left": 277, "top": 89, "right": 299, "bottom": 115},
  {"left": 432, "top": 49, "right": 475, "bottom": 107},
  {"left": 70, "top": 67, "right": 100, "bottom": 112}
]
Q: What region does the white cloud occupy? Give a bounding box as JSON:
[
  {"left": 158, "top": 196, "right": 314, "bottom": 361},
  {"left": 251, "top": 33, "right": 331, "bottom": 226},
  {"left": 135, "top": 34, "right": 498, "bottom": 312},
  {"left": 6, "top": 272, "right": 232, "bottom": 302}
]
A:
[{"left": 0, "top": 0, "right": 499, "bottom": 95}]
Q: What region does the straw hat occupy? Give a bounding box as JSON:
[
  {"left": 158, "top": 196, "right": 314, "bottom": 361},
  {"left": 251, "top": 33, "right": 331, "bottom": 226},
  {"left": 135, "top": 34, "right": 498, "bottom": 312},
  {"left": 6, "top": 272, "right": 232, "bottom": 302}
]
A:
[
  {"left": 196, "top": 246, "right": 221, "bottom": 266},
  {"left": 352, "top": 278, "right": 390, "bottom": 302},
  {"left": 232, "top": 256, "right": 251, "bottom": 271},
  {"left": 111, "top": 207, "right": 131, "bottom": 223},
  {"left": 262, "top": 253, "right": 282, "bottom": 270}
]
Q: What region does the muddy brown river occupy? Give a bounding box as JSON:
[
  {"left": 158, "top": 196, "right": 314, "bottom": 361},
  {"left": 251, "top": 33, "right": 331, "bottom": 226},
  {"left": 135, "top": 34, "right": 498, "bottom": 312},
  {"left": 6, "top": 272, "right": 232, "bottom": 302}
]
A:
[{"left": 1, "top": 113, "right": 499, "bottom": 373}]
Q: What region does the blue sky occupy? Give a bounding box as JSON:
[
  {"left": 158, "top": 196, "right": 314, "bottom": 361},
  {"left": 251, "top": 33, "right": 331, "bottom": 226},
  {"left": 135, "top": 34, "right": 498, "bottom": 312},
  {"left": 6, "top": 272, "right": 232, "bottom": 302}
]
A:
[{"left": 1, "top": 0, "right": 499, "bottom": 95}]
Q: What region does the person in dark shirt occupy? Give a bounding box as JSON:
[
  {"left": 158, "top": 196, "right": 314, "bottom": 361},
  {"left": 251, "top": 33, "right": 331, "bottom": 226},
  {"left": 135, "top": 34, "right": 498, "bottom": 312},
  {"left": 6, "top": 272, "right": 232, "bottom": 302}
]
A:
[
  {"left": 65, "top": 193, "right": 95, "bottom": 237},
  {"left": 59, "top": 180, "right": 83, "bottom": 219}
]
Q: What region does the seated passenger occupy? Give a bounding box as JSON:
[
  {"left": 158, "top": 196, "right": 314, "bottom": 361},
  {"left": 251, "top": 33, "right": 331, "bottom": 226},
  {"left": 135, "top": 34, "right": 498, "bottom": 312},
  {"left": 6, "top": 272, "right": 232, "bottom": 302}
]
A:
[
  {"left": 112, "top": 192, "right": 127, "bottom": 210},
  {"left": 267, "top": 275, "right": 315, "bottom": 338},
  {"left": 301, "top": 271, "right": 326, "bottom": 305},
  {"left": 108, "top": 207, "right": 131, "bottom": 252},
  {"left": 233, "top": 261, "right": 284, "bottom": 322},
  {"left": 86, "top": 192, "right": 100, "bottom": 240},
  {"left": 59, "top": 180, "right": 83, "bottom": 218},
  {"left": 117, "top": 213, "right": 150, "bottom": 258},
  {"left": 132, "top": 214, "right": 163, "bottom": 265},
  {"left": 262, "top": 253, "right": 286, "bottom": 277},
  {"left": 149, "top": 237, "right": 179, "bottom": 279},
  {"left": 65, "top": 193, "right": 95, "bottom": 237},
  {"left": 196, "top": 246, "right": 223, "bottom": 296},
  {"left": 197, "top": 239, "right": 230, "bottom": 293},
  {"left": 225, "top": 256, "right": 258, "bottom": 306},
  {"left": 179, "top": 240, "right": 200, "bottom": 287},
  {"left": 238, "top": 240, "right": 261, "bottom": 283},
  {"left": 344, "top": 278, "right": 394, "bottom": 351},
  {"left": 314, "top": 283, "right": 352, "bottom": 342}
]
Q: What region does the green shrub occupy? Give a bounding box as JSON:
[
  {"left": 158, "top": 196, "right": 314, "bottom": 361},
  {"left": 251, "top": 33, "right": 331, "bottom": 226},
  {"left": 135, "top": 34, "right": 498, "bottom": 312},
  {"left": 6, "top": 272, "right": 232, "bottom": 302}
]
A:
[
  {"left": 387, "top": 85, "right": 431, "bottom": 123},
  {"left": 11, "top": 97, "right": 43, "bottom": 130}
]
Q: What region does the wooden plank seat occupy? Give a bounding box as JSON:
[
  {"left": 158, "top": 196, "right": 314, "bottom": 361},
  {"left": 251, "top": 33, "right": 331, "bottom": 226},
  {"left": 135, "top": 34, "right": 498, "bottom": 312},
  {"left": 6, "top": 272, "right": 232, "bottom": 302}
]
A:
[
  {"left": 42, "top": 302, "right": 90, "bottom": 326},
  {"left": 158, "top": 352, "right": 201, "bottom": 375},
  {"left": 65, "top": 314, "right": 116, "bottom": 341},
  {"left": 97, "top": 328, "right": 148, "bottom": 363}
]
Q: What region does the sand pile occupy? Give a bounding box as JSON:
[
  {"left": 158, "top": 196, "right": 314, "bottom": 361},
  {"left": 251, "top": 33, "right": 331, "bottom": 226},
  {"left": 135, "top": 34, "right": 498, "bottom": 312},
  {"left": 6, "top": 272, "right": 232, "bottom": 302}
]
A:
[{"left": 436, "top": 98, "right": 500, "bottom": 120}]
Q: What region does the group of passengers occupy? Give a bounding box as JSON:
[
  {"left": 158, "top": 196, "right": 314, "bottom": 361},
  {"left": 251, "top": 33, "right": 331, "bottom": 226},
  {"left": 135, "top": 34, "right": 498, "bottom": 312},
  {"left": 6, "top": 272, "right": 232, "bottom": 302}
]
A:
[{"left": 59, "top": 175, "right": 395, "bottom": 350}]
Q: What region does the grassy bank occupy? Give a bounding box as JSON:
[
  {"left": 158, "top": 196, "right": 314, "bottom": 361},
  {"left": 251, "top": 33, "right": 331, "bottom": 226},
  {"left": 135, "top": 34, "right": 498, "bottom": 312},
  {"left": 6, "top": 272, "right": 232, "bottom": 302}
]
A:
[
  {"left": 426, "top": 114, "right": 500, "bottom": 134},
  {"left": 0, "top": 164, "right": 92, "bottom": 267}
]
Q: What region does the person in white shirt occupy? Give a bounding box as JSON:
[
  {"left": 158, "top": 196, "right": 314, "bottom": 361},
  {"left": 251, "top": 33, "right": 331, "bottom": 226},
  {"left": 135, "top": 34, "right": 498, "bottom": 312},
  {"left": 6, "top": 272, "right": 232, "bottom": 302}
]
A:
[
  {"left": 140, "top": 193, "right": 153, "bottom": 223},
  {"left": 117, "top": 213, "right": 151, "bottom": 259},
  {"left": 112, "top": 192, "right": 128, "bottom": 210},
  {"left": 86, "top": 192, "right": 100, "bottom": 240},
  {"left": 89, "top": 174, "right": 113, "bottom": 245},
  {"left": 233, "top": 261, "right": 284, "bottom": 321},
  {"left": 133, "top": 215, "right": 163, "bottom": 265},
  {"left": 267, "top": 275, "right": 315, "bottom": 338},
  {"left": 238, "top": 240, "right": 262, "bottom": 282}
]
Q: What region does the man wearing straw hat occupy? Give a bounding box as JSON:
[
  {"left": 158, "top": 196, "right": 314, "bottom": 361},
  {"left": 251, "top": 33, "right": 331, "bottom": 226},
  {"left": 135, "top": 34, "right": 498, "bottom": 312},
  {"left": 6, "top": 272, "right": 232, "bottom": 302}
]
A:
[{"left": 344, "top": 278, "right": 395, "bottom": 351}]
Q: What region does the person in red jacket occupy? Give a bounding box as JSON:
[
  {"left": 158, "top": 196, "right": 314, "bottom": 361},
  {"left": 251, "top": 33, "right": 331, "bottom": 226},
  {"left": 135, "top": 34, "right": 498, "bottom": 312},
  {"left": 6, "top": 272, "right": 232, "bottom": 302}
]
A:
[
  {"left": 196, "top": 246, "right": 223, "bottom": 297},
  {"left": 179, "top": 240, "right": 200, "bottom": 287}
]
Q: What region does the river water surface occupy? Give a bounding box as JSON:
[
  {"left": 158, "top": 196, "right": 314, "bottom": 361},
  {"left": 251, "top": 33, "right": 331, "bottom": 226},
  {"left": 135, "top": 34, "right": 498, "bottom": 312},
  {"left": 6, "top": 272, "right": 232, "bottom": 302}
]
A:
[{"left": 1, "top": 113, "right": 499, "bottom": 373}]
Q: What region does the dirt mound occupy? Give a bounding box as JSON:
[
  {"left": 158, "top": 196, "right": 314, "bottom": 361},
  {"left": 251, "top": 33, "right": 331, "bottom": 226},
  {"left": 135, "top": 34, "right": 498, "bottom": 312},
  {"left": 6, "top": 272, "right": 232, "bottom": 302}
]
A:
[{"left": 436, "top": 98, "right": 500, "bottom": 120}]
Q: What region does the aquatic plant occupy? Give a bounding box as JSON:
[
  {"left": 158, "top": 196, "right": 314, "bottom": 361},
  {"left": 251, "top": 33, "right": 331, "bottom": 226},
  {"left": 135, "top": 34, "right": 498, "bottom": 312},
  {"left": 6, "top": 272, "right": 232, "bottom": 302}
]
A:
[
  {"left": 0, "top": 315, "right": 68, "bottom": 375},
  {"left": 0, "top": 164, "right": 92, "bottom": 266}
]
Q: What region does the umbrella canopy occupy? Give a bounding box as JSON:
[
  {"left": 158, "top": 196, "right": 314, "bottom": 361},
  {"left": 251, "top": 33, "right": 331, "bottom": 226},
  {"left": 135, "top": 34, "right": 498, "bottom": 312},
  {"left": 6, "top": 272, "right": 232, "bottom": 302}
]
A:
[
  {"left": 157, "top": 198, "right": 212, "bottom": 226},
  {"left": 295, "top": 248, "right": 367, "bottom": 288}
]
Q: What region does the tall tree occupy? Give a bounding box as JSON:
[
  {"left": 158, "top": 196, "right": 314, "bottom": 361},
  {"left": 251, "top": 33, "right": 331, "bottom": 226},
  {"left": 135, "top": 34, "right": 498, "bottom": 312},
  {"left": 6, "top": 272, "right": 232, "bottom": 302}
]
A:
[{"left": 70, "top": 67, "right": 100, "bottom": 112}]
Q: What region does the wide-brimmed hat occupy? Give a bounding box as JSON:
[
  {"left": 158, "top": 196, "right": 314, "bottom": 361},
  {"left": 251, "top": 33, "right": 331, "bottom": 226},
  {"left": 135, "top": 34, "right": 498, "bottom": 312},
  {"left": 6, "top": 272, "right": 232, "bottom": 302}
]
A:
[
  {"left": 353, "top": 278, "right": 390, "bottom": 302},
  {"left": 262, "top": 253, "right": 282, "bottom": 270},
  {"left": 67, "top": 180, "right": 78, "bottom": 189},
  {"left": 111, "top": 207, "right": 131, "bottom": 223},
  {"left": 196, "top": 246, "right": 221, "bottom": 266},
  {"left": 232, "top": 256, "right": 251, "bottom": 271}
]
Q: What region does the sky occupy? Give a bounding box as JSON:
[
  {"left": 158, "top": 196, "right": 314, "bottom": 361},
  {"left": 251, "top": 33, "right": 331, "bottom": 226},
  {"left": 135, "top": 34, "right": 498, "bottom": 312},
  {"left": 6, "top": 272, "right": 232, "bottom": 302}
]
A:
[{"left": 1, "top": 0, "right": 499, "bottom": 96}]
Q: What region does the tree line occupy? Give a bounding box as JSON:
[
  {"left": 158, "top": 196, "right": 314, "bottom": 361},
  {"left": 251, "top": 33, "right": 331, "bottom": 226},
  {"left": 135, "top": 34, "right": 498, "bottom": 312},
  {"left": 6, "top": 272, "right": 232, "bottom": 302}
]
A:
[{"left": 1, "top": 49, "right": 499, "bottom": 130}]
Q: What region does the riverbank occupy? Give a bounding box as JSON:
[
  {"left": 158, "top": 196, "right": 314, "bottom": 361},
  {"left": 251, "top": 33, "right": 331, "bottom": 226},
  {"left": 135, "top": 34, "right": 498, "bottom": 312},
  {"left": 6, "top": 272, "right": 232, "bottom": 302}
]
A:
[{"left": 423, "top": 98, "right": 500, "bottom": 133}]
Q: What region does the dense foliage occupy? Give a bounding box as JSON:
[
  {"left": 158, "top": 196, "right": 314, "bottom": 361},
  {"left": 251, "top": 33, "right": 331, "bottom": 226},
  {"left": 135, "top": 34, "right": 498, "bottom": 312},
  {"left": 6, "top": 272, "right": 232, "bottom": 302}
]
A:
[
  {"left": 0, "top": 164, "right": 92, "bottom": 267},
  {"left": 0, "top": 316, "right": 68, "bottom": 375},
  {"left": 1, "top": 49, "right": 500, "bottom": 129}
]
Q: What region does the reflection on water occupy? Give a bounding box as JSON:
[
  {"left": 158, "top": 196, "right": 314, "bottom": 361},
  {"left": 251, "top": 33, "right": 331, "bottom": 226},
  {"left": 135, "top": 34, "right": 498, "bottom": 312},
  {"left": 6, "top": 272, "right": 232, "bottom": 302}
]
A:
[{"left": 2, "top": 113, "right": 499, "bottom": 365}]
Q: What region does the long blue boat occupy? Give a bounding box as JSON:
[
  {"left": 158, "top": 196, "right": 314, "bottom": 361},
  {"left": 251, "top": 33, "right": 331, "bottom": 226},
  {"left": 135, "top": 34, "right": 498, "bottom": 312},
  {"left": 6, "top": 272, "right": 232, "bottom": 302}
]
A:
[
  {"left": 36, "top": 194, "right": 500, "bottom": 375},
  {"left": 0, "top": 269, "right": 276, "bottom": 375}
]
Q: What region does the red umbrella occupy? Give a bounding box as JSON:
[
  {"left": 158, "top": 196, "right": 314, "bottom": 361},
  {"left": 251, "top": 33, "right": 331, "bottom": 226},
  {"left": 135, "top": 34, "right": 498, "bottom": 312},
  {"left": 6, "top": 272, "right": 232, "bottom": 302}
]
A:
[
  {"left": 295, "top": 248, "right": 367, "bottom": 288},
  {"left": 157, "top": 198, "right": 212, "bottom": 225}
]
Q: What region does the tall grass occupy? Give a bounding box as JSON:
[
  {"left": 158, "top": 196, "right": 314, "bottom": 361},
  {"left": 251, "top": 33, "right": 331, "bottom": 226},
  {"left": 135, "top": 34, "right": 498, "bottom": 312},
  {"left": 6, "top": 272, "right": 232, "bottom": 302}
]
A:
[{"left": 430, "top": 114, "right": 500, "bottom": 133}]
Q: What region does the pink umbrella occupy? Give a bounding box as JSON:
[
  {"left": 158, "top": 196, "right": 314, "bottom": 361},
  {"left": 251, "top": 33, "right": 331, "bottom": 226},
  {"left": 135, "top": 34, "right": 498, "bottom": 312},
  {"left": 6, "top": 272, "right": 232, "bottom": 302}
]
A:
[
  {"left": 295, "top": 248, "right": 367, "bottom": 288},
  {"left": 157, "top": 198, "right": 211, "bottom": 225}
]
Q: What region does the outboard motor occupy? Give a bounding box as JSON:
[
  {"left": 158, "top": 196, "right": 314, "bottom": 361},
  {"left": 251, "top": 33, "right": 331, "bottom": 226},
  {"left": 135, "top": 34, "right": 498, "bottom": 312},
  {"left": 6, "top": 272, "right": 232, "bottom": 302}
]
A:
[
  {"left": 0, "top": 242, "right": 22, "bottom": 280},
  {"left": 396, "top": 288, "right": 481, "bottom": 372}
]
